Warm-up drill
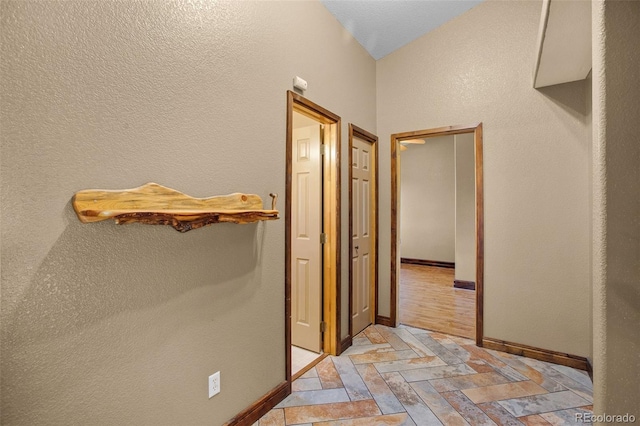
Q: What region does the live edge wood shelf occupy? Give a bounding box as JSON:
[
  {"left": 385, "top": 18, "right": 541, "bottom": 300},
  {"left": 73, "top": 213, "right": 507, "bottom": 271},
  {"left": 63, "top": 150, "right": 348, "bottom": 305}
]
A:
[{"left": 73, "top": 183, "right": 279, "bottom": 233}]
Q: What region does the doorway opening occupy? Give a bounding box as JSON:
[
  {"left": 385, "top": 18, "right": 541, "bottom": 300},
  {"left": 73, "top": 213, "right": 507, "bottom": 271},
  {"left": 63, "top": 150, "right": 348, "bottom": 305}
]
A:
[
  {"left": 348, "top": 124, "right": 379, "bottom": 341},
  {"left": 390, "top": 124, "right": 484, "bottom": 345},
  {"left": 286, "top": 91, "right": 341, "bottom": 383}
]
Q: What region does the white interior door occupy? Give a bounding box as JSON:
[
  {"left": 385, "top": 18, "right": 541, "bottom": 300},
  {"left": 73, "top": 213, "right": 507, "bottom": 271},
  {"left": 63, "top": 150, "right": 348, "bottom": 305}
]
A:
[
  {"left": 352, "top": 137, "right": 374, "bottom": 336},
  {"left": 291, "top": 123, "right": 322, "bottom": 353}
]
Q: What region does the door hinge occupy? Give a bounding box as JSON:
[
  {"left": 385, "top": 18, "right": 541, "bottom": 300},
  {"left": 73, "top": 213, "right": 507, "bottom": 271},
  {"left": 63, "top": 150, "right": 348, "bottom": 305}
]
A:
[
  {"left": 321, "top": 143, "right": 328, "bottom": 156},
  {"left": 320, "top": 233, "right": 327, "bottom": 244},
  {"left": 320, "top": 321, "right": 327, "bottom": 333}
]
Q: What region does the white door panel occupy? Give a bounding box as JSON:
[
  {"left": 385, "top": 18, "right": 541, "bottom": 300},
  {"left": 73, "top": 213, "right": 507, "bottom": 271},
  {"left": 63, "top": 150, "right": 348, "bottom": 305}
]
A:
[
  {"left": 292, "top": 124, "right": 322, "bottom": 353},
  {"left": 352, "top": 137, "right": 375, "bottom": 336}
]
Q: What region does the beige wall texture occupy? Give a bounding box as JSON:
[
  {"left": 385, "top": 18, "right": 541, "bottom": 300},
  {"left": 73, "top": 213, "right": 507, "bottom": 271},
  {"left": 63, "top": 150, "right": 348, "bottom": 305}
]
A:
[
  {"left": 4, "top": 0, "right": 637, "bottom": 420},
  {"left": 0, "top": 1, "right": 375, "bottom": 424},
  {"left": 454, "top": 133, "right": 476, "bottom": 283},
  {"left": 400, "top": 136, "right": 455, "bottom": 263},
  {"left": 377, "top": 0, "right": 592, "bottom": 357},
  {"left": 592, "top": 0, "right": 640, "bottom": 415}
]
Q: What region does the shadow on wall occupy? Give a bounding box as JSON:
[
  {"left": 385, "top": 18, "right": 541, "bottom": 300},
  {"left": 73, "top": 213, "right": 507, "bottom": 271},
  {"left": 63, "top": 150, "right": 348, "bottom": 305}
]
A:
[
  {"left": 537, "top": 79, "right": 589, "bottom": 124},
  {"left": 4, "top": 200, "right": 265, "bottom": 346}
]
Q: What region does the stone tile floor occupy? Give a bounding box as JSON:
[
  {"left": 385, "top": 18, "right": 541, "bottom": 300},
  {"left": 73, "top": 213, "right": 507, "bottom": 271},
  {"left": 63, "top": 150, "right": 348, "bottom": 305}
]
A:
[{"left": 257, "top": 324, "right": 593, "bottom": 425}]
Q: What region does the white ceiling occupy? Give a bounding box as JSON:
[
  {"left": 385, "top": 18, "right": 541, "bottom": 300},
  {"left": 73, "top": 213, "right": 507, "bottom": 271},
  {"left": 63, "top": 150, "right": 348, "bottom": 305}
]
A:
[{"left": 321, "top": 0, "right": 484, "bottom": 60}]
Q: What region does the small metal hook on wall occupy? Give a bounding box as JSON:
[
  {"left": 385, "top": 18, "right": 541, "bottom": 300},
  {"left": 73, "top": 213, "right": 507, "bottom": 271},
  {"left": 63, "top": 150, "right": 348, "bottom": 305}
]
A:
[{"left": 269, "top": 193, "right": 278, "bottom": 210}]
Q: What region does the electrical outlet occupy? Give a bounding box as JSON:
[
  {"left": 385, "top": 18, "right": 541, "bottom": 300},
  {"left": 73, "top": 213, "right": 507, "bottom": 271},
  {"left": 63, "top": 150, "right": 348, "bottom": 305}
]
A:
[{"left": 208, "top": 371, "right": 220, "bottom": 398}]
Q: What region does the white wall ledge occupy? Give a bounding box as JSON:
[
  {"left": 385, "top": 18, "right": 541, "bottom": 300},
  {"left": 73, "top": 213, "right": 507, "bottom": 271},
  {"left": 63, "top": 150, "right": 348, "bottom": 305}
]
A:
[{"left": 534, "top": 0, "right": 592, "bottom": 89}]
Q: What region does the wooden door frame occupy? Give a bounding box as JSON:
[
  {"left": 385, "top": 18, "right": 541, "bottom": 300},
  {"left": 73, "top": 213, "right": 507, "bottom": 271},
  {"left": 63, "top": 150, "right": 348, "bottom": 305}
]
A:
[
  {"left": 348, "top": 124, "right": 379, "bottom": 342},
  {"left": 390, "top": 123, "right": 484, "bottom": 345},
  {"left": 286, "top": 91, "right": 341, "bottom": 389}
]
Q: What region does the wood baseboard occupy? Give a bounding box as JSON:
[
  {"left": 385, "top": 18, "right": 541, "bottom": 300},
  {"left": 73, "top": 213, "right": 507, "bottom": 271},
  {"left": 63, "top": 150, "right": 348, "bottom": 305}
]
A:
[
  {"left": 375, "top": 315, "right": 393, "bottom": 327},
  {"left": 401, "top": 257, "right": 455, "bottom": 269},
  {"left": 454, "top": 280, "right": 475, "bottom": 290},
  {"left": 339, "top": 335, "right": 352, "bottom": 355},
  {"left": 482, "top": 337, "right": 589, "bottom": 371},
  {"left": 224, "top": 381, "right": 289, "bottom": 426},
  {"left": 586, "top": 357, "right": 593, "bottom": 381}
]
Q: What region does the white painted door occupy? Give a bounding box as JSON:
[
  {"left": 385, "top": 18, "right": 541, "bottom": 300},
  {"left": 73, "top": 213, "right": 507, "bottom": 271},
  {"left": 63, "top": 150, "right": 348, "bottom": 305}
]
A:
[
  {"left": 352, "top": 137, "right": 374, "bottom": 336},
  {"left": 291, "top": 124, "right": 322, "bottom": 353}
]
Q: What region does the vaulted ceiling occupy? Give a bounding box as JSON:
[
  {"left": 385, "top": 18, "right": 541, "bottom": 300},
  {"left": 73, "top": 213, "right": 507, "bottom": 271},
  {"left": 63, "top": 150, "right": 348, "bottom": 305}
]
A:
[{"left": 321, "top": 0, "right": 484, "bottom": 60}]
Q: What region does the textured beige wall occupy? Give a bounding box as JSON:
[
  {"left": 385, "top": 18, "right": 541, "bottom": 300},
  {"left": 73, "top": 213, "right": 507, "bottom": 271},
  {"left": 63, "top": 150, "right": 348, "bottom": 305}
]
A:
[
  {"left": 0, "top": 1, "right": 375, "bottom": 424},
  {"left": 377, "top": 0, "right": 591, "bottom": 357},
  {"left": 454, "top": 133, "right": 476, "bottom": 283},
  {"left": 585, "top": 69, "right": 592, "bottom": 366},
  {"left": 592, "top": 0, "right": 640, "bottom": 415},
  {"left": 400, "top": 136, "right": 455, "bottom": 262}
]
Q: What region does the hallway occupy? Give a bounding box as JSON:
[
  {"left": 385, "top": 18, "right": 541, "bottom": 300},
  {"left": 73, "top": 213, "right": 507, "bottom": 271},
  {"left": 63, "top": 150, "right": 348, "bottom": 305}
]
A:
[{"left": 257, "top": 324, "right": 593, "bottom": 425}]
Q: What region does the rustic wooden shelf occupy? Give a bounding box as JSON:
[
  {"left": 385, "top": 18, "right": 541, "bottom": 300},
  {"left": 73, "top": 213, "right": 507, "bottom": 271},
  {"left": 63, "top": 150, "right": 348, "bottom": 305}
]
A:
[{"left": 72, "top": 183, "right": 279, "bottom": 232}]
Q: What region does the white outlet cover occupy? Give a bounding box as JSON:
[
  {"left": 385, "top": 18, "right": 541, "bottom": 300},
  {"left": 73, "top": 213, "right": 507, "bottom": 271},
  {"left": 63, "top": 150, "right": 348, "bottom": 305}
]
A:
[{"left": 209, "top": 371, "right": 220, "bottom": 398}]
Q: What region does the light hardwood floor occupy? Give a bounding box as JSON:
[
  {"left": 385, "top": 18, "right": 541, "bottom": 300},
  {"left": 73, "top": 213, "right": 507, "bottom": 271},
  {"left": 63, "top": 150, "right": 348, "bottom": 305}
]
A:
[{"left": 399, "top": 263, "right": 475, "bottom": 339}]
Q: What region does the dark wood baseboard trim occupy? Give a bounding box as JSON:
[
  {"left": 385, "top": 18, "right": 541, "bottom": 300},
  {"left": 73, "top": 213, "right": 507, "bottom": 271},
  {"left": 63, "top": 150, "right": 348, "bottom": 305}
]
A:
[
  {"left": 586, "top": 358, "right": 593, "bottom": 381},
  {"left": 454, "top": 280, "right": 476, "bottom": 290},
  {"left": 224, "top": 380, "right": 289, "bottom": 426},
  {"left": 375, "top": 315, "right": 393, "bottom": 327},
  {"left": 401, "top": 258, "right": 455, "bottom": 269},
  {"left": 339, "top": 335, "right": 352, "bottom": 355},
  {"left": 292, "top": 353, "right": 328, "bottom": 381},
  {"left": 482, "top": 337, "right": 589, "bottom": 371}
]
